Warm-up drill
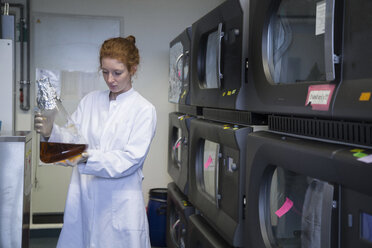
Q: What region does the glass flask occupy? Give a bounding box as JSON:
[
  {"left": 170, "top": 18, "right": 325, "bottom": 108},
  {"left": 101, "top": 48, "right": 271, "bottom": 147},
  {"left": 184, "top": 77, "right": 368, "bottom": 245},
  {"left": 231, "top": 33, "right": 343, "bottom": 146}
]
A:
[{"left": 36, "top": 77, "right": 87, "bottom": 164}]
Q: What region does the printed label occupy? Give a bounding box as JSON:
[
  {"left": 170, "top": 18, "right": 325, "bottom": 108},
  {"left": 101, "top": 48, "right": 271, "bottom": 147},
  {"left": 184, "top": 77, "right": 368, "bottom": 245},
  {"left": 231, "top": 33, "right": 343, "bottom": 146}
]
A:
[
  {"left": 305, "top": 84, "right": 335, "bottom": 111},
  {"left": 316, "top": 1, "right": 326, "bottom": 35},
  {"left": 358, "top": 154, "right": 372, "bottom": 164}
]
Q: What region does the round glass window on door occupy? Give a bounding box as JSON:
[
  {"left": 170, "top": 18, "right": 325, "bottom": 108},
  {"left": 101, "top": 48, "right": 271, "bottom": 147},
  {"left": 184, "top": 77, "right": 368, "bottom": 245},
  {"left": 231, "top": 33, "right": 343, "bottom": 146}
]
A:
[
  {"left": 259, "top": 166, "right": 334, "bottom": 248},
  {"left": 264, "top": 0, "right": 328, "bottom": 84},
  {"left": 172, "top": 127, "right": 183, "bottom": 168}
]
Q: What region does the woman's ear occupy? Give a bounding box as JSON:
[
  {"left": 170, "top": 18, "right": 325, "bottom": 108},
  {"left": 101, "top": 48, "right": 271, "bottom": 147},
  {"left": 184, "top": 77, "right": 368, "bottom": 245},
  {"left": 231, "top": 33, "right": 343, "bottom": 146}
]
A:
[{"left": 130, "top": 65, "right": 138, "bottom": 76}]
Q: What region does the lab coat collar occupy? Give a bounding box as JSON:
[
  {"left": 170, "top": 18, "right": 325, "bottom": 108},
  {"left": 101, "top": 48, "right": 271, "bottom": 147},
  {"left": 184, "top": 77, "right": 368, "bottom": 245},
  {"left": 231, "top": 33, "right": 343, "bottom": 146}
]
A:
[{"left": 107, "top": 87, "right": 135, "bottom": 102}]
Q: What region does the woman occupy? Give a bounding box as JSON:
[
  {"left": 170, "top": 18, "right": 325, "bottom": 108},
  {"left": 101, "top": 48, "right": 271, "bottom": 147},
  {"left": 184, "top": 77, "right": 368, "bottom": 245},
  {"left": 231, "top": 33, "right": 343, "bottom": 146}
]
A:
[{"left": 35, "top": 36, "right": 157, "bottom": 247}]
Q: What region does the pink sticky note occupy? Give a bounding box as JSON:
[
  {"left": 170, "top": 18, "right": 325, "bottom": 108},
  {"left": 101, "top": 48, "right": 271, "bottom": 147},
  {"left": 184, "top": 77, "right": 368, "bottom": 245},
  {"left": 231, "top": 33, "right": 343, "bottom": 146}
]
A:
[
  {"left": 204, "top": 155, "right": 213, "bottom": 169},
  {"left": 275, "top": 197, "right": 294, "bottom": 218},
  {"left": 305, "top": 84, "right": 336, "bottom": 111},
  {"left": 173, "top": 141, "right": 181, "bottom": 150}
]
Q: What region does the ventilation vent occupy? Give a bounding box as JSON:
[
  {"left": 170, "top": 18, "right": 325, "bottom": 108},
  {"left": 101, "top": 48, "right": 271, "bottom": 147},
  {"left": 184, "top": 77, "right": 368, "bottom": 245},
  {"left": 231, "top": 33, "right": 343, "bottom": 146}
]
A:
[
  {"left": 203, "top": 108, "right": 267, "bottom": 125},
  {"left": 178, "top": 104, "right": 202, "bottom": 116},
  {"left": 269, "top": 115, "right": 372, "bottom": 146}
]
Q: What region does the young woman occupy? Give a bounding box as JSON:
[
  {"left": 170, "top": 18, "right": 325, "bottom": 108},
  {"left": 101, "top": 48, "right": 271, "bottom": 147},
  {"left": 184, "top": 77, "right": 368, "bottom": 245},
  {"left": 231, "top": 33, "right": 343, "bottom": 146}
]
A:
[{"left": 35, "top": 36, "right": 157, "bottom": 247}]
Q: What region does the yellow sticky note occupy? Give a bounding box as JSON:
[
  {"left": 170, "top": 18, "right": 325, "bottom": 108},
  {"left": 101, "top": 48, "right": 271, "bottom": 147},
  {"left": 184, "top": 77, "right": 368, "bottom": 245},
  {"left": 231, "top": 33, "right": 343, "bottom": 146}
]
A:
[
  {"left": 223, "top": 126, "right": 230, "bottom": 129},
  {"left": 232, "top": 89, "right": 237, "bottom": 95},
  {"left": 181, "top": 90, "right": 187, "bottom": 99},
  {"left": 359, "top": 92, "right": 371, "bottom": 101},
  {"left": 222, "top": 92, "right": 226, "bottom": 96},
  {"left": 351, "top": 149, "right": 364, "bottom": 153},
  {"left": 227, "top": 91, "right": 232, "bottom": 96}
]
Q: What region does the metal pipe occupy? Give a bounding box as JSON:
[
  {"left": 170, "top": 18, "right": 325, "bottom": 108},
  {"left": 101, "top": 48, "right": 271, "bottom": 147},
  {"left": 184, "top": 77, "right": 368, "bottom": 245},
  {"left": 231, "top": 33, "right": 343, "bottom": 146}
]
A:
[
  {"left": 9, "top": 3, "right": 24, "bottom": 82},
  {"left": 11, "top": 3, "right": 30, "bottom": 111},
  {"left": 3, "top": 2, "right": 9, "bottom": 15},
  {"left": 26, "top": 0, "right": 31, "bottom": 111},
  {"left": 2, "top": 2, "right": 30, "bottom": 111}
]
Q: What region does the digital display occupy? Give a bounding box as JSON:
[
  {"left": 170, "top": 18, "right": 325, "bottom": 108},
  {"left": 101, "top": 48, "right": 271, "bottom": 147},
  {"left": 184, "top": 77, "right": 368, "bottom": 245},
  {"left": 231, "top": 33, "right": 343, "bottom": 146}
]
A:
[{"left": 361, "top": 212, "right": 372, "bottom": 243}]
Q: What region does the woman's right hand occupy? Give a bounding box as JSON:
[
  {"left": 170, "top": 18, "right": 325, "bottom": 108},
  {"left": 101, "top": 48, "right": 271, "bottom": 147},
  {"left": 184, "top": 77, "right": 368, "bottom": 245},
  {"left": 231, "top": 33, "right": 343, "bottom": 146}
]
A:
[{"left": 34, "top": 112, "right": 53, "bottom": 138}]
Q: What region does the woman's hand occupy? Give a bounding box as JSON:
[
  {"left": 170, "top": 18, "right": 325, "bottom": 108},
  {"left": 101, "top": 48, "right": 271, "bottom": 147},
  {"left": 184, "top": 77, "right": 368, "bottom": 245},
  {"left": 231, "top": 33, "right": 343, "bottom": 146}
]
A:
[
  {"left": 34, "top": 111, "right": 54, "bottom": 137},
  {"left": 55, "top": 152, "right": 89, "bottom": 167}
]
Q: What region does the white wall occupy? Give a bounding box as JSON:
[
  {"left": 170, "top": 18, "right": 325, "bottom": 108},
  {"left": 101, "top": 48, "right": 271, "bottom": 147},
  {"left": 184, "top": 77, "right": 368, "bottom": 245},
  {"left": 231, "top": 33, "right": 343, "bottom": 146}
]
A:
[
  {"left": 0, "top": 40, "right": 14, "bottom": 132},
  {"left": 30, "top": 0, "right": 225, "bottom": 210}
]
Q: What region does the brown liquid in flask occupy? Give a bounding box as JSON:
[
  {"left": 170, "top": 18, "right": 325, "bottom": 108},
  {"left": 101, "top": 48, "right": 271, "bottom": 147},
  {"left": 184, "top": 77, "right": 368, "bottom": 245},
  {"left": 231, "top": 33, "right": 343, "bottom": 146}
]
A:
[{"left": 40, "top": 142, "right": 87, "bottom": 163}]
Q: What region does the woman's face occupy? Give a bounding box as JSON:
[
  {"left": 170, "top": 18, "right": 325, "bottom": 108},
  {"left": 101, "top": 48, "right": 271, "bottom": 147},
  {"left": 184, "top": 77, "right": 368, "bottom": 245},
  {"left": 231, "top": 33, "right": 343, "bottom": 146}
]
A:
[{"left": 101, "top": 58, "right": 134, "bottom": 99}]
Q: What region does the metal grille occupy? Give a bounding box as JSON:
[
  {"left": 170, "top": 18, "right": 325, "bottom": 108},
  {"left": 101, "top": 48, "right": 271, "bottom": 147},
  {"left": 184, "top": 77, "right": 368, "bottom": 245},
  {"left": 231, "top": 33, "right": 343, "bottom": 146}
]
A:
[
  {"left": 203, "top": 108, "right": 267, "bottom": 126},
  {"left": 269, "top": 115, "right": 372, "bottom": 146}
]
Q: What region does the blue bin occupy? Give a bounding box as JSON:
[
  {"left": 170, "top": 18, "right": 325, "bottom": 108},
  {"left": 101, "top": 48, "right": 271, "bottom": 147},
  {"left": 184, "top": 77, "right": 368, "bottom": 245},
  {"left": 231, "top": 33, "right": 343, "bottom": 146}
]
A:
[{"left": 147, "top": 188, "right": 167, "bottom": 247}]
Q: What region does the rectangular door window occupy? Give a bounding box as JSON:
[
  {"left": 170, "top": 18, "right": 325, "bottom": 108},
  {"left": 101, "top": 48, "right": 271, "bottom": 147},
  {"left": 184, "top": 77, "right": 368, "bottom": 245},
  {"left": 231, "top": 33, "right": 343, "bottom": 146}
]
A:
[
  {"left": 202, "top": 140, "right": 220, "bottom": 201},
  {"left": 205, "top": 30, "right": 219, "bottom": 89},
  {"left": 169, "top": 42, "right": 184, "bottom": 103},
  {"left": 265, "top": 0, "right": 329, "bottom": 84}
]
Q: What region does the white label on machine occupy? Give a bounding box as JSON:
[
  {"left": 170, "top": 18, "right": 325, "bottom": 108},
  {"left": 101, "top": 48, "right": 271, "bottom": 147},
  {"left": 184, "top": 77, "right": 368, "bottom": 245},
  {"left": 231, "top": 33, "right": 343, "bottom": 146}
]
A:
[
  {"left": 307, "top": 90, "right": 331, "bottom": 105},
  {"left": 316, "top": 0, "right": 326, "bottom": 35},
  {"left": 358, "top": 154, "right": 372, "bottom": 164},
  {"left": 305, "top": 84, "right": 335, "bottom": 111}
]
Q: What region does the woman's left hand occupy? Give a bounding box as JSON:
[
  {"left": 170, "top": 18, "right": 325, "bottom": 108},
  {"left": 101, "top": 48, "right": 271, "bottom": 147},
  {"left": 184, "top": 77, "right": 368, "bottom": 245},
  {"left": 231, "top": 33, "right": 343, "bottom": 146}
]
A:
[{"left": 55, "top": 152, "right": 89, "bottom": 167}]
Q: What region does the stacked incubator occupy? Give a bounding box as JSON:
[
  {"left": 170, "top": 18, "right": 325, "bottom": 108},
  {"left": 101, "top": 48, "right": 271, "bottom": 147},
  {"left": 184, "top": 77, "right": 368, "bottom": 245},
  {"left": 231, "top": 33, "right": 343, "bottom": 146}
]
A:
[{"left": 167, "top": 0, "right": 372, "bottom": 247}]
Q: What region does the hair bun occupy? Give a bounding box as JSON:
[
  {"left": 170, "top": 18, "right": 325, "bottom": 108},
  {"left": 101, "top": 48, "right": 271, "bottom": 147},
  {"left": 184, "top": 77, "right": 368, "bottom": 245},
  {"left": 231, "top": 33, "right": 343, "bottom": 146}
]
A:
[{"left": 126, "top": 35, "right": 136, "bottom": 44}]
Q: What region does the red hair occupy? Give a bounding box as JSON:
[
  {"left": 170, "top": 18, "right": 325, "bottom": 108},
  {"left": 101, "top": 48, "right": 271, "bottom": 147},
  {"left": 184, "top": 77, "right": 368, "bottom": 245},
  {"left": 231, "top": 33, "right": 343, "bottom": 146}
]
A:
[{"left": 99, "top": 35, "right": 140, "bottom": 74}]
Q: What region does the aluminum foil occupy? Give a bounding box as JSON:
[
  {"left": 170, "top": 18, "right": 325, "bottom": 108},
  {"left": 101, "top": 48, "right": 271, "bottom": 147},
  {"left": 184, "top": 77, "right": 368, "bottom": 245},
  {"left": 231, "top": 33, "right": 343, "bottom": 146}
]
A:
[{"left": 36, "top": 77, "right": 59, "bottom": 110}]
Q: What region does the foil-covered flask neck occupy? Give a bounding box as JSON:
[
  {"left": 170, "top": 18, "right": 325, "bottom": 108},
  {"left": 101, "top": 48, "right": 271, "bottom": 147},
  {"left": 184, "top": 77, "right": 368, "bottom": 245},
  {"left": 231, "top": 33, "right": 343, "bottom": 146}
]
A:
[{"left": 36, "top": 77, "right": 59, "bottom": 110}]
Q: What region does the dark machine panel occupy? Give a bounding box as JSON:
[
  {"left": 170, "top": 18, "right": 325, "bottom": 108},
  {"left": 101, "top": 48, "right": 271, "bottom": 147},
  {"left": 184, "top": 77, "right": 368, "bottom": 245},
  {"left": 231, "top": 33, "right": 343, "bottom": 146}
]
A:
[
  {"left": 245, "top": 0, "right": 343, "bottom": 117},
  {"left": 168, "top": 112, "right": 194, "bottom": 195},
  {"left": 188, "top": 214, "right": 233, "bottom": 248},
  {"left": 188, "top": 118, "right": 257, "bottom": 246},
  {"left": 333, "top": 0, "right": 372, "bottom": 122},
  {"left": 190, "top": 0, "right": 250, "bottom": 111},
  {"left": 166, "top": 182, "right": 195, "bottom": 248}
]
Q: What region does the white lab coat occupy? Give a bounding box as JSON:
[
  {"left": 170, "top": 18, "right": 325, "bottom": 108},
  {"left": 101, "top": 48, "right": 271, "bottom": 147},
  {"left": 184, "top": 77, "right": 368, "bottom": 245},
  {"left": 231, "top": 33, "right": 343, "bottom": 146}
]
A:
[{"left": 53, "top": 88, "right": 156, "bottom": 248}]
